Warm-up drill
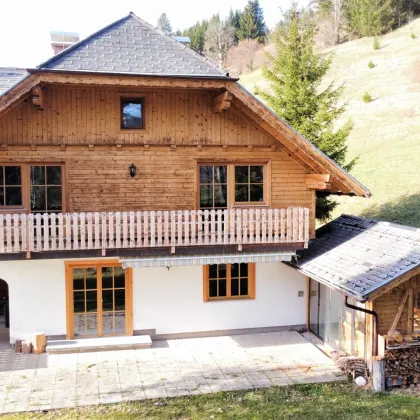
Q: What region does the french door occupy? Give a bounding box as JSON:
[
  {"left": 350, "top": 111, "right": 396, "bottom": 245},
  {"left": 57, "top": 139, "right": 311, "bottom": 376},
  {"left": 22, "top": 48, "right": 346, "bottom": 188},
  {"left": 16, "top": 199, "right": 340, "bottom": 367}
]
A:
[{"left": 65, "top": 260, "right": 133, "bottom": 339}]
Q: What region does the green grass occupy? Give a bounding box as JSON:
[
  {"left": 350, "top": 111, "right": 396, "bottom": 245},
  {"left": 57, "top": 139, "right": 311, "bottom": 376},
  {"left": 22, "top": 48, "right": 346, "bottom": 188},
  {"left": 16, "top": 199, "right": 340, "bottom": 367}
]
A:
[
  {"left": 241, "top": 17, "right": 420, "bottom": 227},
  {"left": 2, "top": 383, "right": 420, "bottom": 419}
]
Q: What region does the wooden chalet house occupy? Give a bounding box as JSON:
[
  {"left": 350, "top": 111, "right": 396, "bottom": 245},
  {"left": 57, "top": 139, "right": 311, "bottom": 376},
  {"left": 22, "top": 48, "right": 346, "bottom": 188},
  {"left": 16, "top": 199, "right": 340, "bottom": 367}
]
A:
[{"left": 0, "top": 13, "right": 370, "bottom": 348}]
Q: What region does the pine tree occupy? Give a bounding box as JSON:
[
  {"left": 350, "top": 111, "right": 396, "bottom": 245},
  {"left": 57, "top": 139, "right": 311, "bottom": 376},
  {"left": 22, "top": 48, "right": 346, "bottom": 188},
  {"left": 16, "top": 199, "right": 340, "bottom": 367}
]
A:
[
  {"left": 157, "top": 13, "right": 172, "bottom": 36},
  {"left": 183, "top": 20, "right": 208, "bottom": 52},
  {"left": 256, "top": 3, "right": 354, "bottom": 220},
  {"left": 252, "top": 0, "right": 267, "bottom": 41},
  {"left": 237, "top": 1, "right": 259, "bottom": 40},
  {"left": 228, "top": 8, "right": 242, "bottom": 42},
  {"left": 346, "top": 0, "right": 394, "bottom": 37}
]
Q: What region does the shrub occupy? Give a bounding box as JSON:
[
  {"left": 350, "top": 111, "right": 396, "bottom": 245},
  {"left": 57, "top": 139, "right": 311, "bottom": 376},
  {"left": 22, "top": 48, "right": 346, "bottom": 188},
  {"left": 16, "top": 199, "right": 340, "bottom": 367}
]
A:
[
  {"left": 373, "top": 37, "right": 380, "bottom": 50},
  {"left": 368, "top": 61, "right": 375, "bottom": 69},
  {"left": 411, "top": 33, "right": 416, "bottom": 39},
  {"left": 363, "top": 92, "right": 372, "bottom": 103}
]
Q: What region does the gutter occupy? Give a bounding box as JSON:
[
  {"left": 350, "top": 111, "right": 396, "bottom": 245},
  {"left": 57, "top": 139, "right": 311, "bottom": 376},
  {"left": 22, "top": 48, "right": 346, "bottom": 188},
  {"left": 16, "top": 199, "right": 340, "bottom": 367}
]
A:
[{"left": 345, "top": 296, "right": 379, "bottom": 357}]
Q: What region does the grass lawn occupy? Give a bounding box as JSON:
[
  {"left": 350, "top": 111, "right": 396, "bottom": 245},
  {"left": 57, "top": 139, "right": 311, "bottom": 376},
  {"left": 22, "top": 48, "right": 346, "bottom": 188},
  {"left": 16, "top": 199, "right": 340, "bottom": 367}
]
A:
[{"left": 2, "top": 382, "right": 420, "bottom": 419}]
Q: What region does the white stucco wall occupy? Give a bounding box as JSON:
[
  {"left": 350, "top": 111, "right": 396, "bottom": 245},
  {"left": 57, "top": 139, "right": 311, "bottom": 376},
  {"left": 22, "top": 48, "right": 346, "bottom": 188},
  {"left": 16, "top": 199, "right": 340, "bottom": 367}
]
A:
[
  {"left": 133, "top": 262, "right": 307, "bottom": 335},
  {"left": 0, "top": 257, "right": 307, "bottom": 343},
  {"left": 0, "top": 259, "right": 66, "bottom": 343}
]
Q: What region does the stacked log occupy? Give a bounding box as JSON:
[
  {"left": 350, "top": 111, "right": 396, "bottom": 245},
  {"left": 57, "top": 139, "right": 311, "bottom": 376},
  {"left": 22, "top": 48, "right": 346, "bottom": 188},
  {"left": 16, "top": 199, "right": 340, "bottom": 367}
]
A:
[
  {"left": 336, "top": 356, "right": 368, "bottom": 377},
  {"left": 385, "top": 347, "right": 420, "bottom": 378}
]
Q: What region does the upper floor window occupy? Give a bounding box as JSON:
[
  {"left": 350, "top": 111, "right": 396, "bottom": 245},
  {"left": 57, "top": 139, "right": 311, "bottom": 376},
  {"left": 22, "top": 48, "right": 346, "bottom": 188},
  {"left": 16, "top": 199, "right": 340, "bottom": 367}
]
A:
[
  {"left": 0, "top": 164, "right": 63, "bottom": 213},
  {"left": 235, "top": 166, "right": 264, "bottom": 203},
  {"left": 0, "top": 166, "right": 22, "bottom": 207},
  {"left": 30, "top": 166, "right": 63, "bottom": 213},
  {"left": 121, "top": 97, "right": 144, "bottom": 129},
  {"left": 199, "top": 165, "right": 228, "bottom": 209},
  {"left": 199, "top": 163, "right": 267, "bottom": 209}
]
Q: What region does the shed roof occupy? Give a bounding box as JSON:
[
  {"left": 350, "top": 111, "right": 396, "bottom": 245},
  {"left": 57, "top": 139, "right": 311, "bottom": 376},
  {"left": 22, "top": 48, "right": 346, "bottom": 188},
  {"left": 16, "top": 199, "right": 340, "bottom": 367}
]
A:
[
  {"left": 37, "top": 13, "right": 226, "bottom": 78},
  {"left": 290, "top": 215, "right": 420, "bottom": 301}
]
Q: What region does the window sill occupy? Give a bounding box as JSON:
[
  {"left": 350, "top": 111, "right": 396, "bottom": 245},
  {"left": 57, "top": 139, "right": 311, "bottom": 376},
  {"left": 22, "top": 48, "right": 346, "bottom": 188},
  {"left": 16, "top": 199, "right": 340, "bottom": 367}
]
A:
[
  {"left": 0, "top": 208, "right": 28, "bottom": 214},
  {"left": 205, "top": 296, "right": 253, "bottom": 302},
  {"left": 232, "top": 204, "right": 269, "bottom": 209}
]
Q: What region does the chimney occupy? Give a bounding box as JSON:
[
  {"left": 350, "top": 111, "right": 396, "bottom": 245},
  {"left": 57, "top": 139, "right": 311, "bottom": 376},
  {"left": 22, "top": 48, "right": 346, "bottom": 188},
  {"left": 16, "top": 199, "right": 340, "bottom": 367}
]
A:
[{"left": 50, "top": 31, "right": 80, "bottom": 55}]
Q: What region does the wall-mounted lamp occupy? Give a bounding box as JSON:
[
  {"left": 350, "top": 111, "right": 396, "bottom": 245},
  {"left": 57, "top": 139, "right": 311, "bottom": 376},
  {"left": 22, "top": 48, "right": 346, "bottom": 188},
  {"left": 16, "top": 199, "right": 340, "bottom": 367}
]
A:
[{"left": 129, "top": 163, "right": 137, "bottom": 178}]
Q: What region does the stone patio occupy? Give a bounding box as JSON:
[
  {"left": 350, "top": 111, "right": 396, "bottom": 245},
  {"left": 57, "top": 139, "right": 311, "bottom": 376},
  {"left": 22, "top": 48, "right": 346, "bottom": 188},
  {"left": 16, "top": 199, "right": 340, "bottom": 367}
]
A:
[{"left": 0, "top": 331, "right": 345, "bottom": 414}]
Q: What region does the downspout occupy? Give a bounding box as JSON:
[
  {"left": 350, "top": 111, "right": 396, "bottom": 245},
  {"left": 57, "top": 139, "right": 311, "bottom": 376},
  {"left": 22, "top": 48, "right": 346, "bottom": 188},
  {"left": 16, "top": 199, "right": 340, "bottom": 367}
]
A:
[{"left": 345, "top": 296, "right": 379, "bottom": 357}]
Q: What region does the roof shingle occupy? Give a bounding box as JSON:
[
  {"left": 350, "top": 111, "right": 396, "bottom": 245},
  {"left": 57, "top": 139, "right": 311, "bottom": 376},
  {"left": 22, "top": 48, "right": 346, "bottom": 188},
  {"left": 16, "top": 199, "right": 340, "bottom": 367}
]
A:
[
  {"left": 37, "top": 13, "right": 226, "bottom": 78},
  {"left": 0, "top": 68, "right": 28, "bottom": 95},
  {"left": 290, "top": 215, "right": 420, "bottom": 301}
]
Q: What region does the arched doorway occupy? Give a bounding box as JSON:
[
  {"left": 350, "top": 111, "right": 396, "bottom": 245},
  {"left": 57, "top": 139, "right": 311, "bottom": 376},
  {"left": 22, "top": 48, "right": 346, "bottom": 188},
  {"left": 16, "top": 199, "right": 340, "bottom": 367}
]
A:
[{"left": 0, "top": 279, "right": 9, "bottom": 345}]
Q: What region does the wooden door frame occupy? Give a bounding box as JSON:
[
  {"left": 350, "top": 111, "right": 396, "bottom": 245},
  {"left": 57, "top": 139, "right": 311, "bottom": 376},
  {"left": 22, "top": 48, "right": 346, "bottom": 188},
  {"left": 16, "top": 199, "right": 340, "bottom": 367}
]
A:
[{"left": 65, "top": 259, "right": 133, "bottom": 339}]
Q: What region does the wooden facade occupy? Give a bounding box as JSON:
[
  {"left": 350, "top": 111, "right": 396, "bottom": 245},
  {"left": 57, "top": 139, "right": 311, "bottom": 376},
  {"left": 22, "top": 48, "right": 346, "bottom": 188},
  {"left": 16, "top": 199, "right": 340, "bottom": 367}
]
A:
[
  {"left": 0, "top": 84, "right": 318, "bottom": 240},
  {"left": 0, "top": 86, "right": 274, "bottom": 146}
]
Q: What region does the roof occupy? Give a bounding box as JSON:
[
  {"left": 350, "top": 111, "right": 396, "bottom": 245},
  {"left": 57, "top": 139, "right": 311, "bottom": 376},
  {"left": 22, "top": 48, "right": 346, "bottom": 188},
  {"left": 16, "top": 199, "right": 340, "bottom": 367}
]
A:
[
  {"left": 290, "top": 215, "right": 420, "bottom": 301},
  {"left": 0, "top": 68, "right": 28, "bottom": 95},
  {"left": 37, "top": 13, "right": 226, "bottom": 78}
]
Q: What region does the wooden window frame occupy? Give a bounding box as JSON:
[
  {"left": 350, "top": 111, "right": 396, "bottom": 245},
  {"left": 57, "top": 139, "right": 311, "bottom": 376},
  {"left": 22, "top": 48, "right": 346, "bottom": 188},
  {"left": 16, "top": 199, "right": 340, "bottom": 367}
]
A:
[
  {"left": 0, "top": 163, "right": 67, "bottom": 214},
  {"left": 0, "top": 164, "right": 25, "bottom": 210},
  {"left": 195, "top": 159, "right": 271, "bottom": 210},
  {"left": 65, "top": 259, "right": 133, "bottom": 340},
  {"left": 118, "top": 93, "right": 149, "bottom": 134},
  {"left": 203, "top": 263, "right": 256, "bottom": 302}
]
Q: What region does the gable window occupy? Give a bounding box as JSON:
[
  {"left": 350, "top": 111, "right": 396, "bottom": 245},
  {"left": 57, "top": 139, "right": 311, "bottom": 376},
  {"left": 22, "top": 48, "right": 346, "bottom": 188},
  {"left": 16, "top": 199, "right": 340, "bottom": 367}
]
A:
[
  {"left": 198, "top": 163, "right": 268, "bottom": 209},
  {"left": 0, "top": 166, "right": 22, "bottom": 207},
  {"left": 235, "top": 166, "right": 264, "bottom": 203},
  {"left": 203, "top": 263, "right": 255, "bottom": 301},
  {"left": 121, "top": 97, "right": 144, "bottom": 129},
  {"left": 30, "top": 166, "right": 63, "bottom": 213}
]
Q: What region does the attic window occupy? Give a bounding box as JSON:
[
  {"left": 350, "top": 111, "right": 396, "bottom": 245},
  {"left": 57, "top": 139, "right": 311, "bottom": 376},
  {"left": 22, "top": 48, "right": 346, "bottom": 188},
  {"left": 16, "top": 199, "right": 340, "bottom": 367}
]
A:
[{"left": 121, "top": 98, "right": 144, "bottom": 129}]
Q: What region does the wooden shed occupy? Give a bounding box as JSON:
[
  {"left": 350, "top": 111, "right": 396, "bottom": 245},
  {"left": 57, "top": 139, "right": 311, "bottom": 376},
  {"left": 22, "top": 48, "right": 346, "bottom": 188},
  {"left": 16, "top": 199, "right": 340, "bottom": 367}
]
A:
[{"left": 290, "top": 214, "right": 420, "bottom": 386}]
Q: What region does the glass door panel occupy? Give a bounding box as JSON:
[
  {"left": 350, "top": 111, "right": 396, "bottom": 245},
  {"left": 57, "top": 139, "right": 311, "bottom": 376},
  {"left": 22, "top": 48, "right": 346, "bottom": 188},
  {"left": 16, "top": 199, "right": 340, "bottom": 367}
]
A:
[
  {"left": 71, "top": 265, "right": 127, "bottom": 337},
  {"left": 72, "top": 267, "right": 98, "bottom": 337},
  {"left": 101, "top": 266, "right": 126, "bottom": 335},
  {"left": 309, "top": 279, "right": 319, "bottom": 334}
]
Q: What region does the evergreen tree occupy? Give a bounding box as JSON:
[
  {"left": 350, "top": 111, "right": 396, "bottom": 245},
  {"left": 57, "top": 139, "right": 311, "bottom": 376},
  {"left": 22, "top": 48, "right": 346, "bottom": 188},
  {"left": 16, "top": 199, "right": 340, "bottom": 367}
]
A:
[
  {"left": 346, "top": 0, "right": 394, "bottom": 37},
  {"left": 256, "top": 3, "right": 354, "bottom": 220},
  {"left": 252, "top": 0, "right": 267, "bottom": 41},
  {"left": 183, "top": 20, "right": 208, "bottom": 52},
  {"left": 157, "top": 13, "right": 172, "bottom": 36},
  {"left": 228, "top": 8, "right": 242, "bottom": 42},
  {"left": 237, "top": 1, "right": 259, "bottom": 40}
]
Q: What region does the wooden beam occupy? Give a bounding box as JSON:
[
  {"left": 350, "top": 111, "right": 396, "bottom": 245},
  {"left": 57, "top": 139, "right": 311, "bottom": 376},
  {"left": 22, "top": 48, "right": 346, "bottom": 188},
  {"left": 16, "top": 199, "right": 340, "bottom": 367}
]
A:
[
  {"left": 390, "top": 289, "right": 409, "bottom": 331},
  {"left": 37, "top": 72, "right": 229, "bottom": 90},
  {"left": 407, "top": 284, "right": 414, "bottom": 334},
  {"left": 0, "top": 74, "right": 41, "bottom": 119},
  {"left": 32, "top": 86, "right": 44, "bottom": 110},
  {"left": 369, "top": 267, "right": 420, "bottom": 301},
  {"left": 213, "top": 91, "right": 233, "bottom": 112},
  {"left": 305, "top": 174, "right": 330, "bottom": 190}
]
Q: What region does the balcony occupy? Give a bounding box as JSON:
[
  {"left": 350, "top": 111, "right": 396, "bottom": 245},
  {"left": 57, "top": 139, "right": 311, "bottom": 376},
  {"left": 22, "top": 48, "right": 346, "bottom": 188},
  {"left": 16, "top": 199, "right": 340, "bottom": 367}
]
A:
[{"left": 0, "top": 207, "right": 309, "bottom": 257}]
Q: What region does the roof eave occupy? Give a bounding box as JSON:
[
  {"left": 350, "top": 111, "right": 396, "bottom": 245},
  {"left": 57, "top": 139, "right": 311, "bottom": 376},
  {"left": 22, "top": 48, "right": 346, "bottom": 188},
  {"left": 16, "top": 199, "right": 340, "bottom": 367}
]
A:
[{"left": 27, "top": 68, "right": 238, "bottom": 81}]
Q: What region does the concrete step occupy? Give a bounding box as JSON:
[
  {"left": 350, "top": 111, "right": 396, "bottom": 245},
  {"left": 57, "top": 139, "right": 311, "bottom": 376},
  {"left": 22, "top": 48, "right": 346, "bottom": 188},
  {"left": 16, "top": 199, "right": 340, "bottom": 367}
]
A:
[{"left": 46, "top": 335, "right": 152, "bottom": 354}]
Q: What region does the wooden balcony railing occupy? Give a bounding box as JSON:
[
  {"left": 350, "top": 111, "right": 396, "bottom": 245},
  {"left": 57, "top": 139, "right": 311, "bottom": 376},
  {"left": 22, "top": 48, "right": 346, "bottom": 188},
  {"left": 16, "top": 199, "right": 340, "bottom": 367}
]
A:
[{"left": 0, "top": 207, "right": 310, "bottom": 255}]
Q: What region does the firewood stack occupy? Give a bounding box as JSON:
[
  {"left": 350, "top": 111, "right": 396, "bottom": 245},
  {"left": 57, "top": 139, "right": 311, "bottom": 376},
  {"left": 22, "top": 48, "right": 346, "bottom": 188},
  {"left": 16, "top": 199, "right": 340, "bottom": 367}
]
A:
[
  {"left": 336, "top": 356, "right": 368, "bottom": 377},
  {"left": 385, "top": 347, "right": 420, "bottom": 378}
]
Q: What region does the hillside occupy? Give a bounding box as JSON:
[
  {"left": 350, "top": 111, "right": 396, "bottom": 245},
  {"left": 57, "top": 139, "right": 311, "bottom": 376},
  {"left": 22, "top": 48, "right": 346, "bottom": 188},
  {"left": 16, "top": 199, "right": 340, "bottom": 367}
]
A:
[{"left": 241, "top": 19, "right": 420, "bottom": 227}]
